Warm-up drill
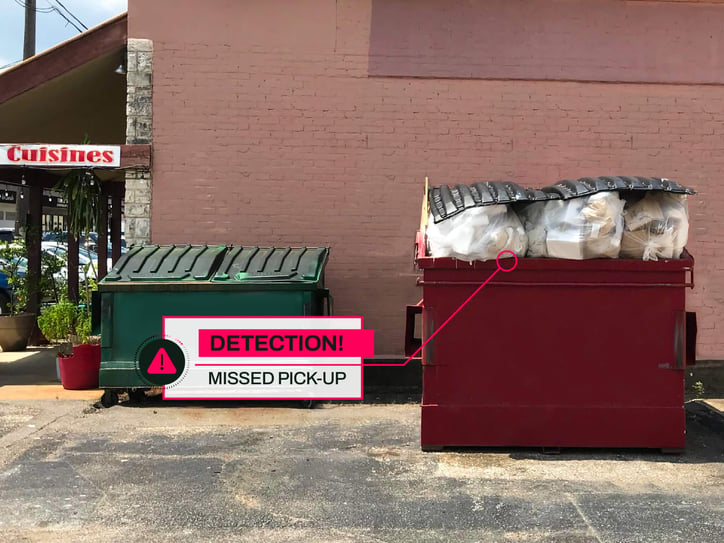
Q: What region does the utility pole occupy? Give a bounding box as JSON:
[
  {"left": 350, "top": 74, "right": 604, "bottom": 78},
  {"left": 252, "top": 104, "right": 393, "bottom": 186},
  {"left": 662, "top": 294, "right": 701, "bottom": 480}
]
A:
[
  {"left": 16, "top": 0, "right": 36, "bottom": 236},
  {"left": 23, "top": 0, "right": 36, "bottom": 59}
]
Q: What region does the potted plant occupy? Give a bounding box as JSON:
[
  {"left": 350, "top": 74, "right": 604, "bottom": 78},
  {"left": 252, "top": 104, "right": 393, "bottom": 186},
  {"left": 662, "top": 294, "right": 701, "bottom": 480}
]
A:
[
  {"left": 0, "top": 239, "right": 36, "bottom": 351},
  {"left": 43, "top": 135, "right": 104, "bottom": 386},
  {"left": 37, "top": 296, "right": 100, "bottom": 389}
]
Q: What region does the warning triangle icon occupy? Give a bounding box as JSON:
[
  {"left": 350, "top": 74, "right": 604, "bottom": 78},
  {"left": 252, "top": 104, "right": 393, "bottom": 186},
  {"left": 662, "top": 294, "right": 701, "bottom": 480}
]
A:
[{"left": 147, "top": 348, "right": 177, "bottom": 374}]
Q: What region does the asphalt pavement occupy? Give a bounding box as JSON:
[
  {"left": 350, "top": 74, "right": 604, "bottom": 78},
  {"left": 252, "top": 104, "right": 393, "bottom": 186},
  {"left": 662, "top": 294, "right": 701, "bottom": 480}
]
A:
[{"left": 0, "top": 395, "right": 722, "bottom": 542}]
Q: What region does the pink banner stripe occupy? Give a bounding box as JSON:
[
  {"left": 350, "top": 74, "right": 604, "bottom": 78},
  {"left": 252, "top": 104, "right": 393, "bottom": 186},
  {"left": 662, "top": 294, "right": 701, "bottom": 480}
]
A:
[{"left": 198, "top": 329, "right": 374, "bottom": 358}]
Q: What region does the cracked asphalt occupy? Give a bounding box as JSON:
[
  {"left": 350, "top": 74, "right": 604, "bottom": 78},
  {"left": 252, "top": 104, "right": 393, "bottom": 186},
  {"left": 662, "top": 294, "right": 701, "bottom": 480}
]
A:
[{"left": 0, "top": 397, "right": 722, "bottom": 542}]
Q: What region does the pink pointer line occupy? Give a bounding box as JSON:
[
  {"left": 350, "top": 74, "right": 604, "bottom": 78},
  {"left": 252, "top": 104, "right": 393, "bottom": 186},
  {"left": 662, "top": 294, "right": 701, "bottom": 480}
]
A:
[{"left": 364, "top": 250, "right": 519, "bottom": 367}]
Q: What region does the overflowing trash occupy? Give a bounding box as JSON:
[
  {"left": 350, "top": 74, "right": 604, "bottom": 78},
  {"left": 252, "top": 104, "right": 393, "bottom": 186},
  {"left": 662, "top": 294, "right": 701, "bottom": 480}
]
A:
[
  {"left": 620, "top": 192, "right": 690, "bottom": 261},
  {"left": 425, "top": 176, "right": 695, "bottom": 261},
  {"left": 427, "top": 205, "right": 527, "bottom": 262},
  {"left": 519, "top": 192, "right": 625, "bottom": 260}
]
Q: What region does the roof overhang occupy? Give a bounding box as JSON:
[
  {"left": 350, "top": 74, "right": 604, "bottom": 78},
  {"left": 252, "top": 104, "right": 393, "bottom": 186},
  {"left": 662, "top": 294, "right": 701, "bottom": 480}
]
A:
[{"left": 0, "top": 14, "right": 128, "bottom": 146}]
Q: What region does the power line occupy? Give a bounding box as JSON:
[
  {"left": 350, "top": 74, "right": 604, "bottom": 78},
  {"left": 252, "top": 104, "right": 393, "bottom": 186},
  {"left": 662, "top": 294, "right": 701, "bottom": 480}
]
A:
[
  {"left": 13, "top": 0, "right": 54, "bottom": 13},
  {"left": 0, "top": 59, "right": 22, "bottom": 70},
  {"left": 49, "top": 0, "right": 88, "bottom": 31},
  {"left": 12, "top": 0, "right": 86, "bottom": 34},
  {"left": 44, "top": 2, "right": 85, "bottom": 34}
]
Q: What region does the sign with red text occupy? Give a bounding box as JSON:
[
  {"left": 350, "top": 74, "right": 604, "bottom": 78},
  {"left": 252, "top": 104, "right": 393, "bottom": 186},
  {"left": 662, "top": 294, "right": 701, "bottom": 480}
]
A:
[
  {"left": 159, "top": 317, "right": 373, "bottom": 400},
  {"left": 0, "top": 144, "right": 121, "bottom": 168}
]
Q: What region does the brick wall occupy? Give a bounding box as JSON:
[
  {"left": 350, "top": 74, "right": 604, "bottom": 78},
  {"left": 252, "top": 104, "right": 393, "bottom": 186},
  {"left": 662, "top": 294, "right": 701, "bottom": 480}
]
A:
[
  {"left": 129, "top": 0, "right": 724, "bottom": 358},
  {"left": 369, "top": 0, "right": 724, "bottom": 83}
]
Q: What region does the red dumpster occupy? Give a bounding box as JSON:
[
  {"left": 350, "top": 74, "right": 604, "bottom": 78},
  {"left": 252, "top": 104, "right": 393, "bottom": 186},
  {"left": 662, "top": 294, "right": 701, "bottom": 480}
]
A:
[{"left": 408, "top": 232, "right": 696, "bottom": 451}]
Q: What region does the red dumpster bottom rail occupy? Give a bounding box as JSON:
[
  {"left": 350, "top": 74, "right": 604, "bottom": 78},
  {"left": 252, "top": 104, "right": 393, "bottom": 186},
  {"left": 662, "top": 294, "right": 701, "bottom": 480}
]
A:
[{"left": 409, "top": 237, "right": 696, "bottom": 452}]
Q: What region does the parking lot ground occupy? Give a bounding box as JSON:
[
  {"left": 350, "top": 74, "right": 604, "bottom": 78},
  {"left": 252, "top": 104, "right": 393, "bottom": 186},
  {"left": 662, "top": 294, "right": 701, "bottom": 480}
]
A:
[{"left": 0, "top": 396, "right": 722, "bottom": 543}]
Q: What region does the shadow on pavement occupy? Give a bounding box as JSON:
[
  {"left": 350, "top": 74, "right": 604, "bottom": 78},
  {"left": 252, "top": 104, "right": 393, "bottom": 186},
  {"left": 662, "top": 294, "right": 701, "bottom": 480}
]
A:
[
  {"left": 112, "top": 386, "right": 421, "bottom": 409},
  {"left": 430, "top": 401, "right": 724, "bottom": 465},
  {"left": 0, "top": 347, "right": 58, "bottom": 386},
  {"left": 108, "top": 390, "right": 724, "bottom": 464}
]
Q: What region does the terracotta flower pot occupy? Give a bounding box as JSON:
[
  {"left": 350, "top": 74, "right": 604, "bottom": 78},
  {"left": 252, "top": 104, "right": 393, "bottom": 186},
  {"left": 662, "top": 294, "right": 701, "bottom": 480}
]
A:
[
  {"left": 0, "top": 313, "right": 37, "bottom": 352},
  {"left": 59, "top": 344, "right": 101, "bottom": 390}
]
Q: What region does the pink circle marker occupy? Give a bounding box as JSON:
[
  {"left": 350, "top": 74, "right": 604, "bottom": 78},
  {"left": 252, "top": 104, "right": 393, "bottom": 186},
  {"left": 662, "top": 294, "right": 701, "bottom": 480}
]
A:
[{"left": 496, "top": 250, "right": 518, "bottom": 272}]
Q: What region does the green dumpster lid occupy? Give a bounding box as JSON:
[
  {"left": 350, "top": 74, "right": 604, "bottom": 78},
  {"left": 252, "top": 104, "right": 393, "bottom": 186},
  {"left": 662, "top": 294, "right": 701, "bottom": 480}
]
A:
[
  {"left": 101, "top": 244, "right": 228, "bottom": 282},
  {"left": 212, "top": 247, "right": 328, "bottom": 283}
]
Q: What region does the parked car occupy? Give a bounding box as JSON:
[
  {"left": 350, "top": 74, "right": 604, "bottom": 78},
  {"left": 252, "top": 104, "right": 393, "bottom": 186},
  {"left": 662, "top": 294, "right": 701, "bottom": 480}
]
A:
[
  {"left": 41, "top": 242, "right": 114, "bottom": 280},
  {"left": 0, "top": 268, "right": 15, "bottom": 314},
  {"left": 0, "top": 228, "right": 15, "bottom": 243},
  {"left": 42, "top": 231, "right": 127, "bottom": 255}
]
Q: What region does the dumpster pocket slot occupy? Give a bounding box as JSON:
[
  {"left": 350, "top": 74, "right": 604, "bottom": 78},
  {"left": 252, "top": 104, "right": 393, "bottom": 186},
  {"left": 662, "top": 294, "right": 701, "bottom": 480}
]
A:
[
  {"left": 101, "top": 295, "right": 112, "bottom": 349},
  {"left": 423, "top": 307, "right": 435, "bottom": 366},
  {"left": 674, "top": 310, "right": 685, "bottom": 370},
  {"left": 686, "top": 311, "right": 697, "bottom": 366},
  {"left": 91, "top": 291, "right": 101, "bottom": 336},
  {"left": 405, "top": 300, "right": 423, "bottom": 357}
]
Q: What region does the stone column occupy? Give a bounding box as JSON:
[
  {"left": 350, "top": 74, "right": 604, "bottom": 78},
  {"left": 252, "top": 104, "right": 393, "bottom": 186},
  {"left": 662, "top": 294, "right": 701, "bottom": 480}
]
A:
[{"left": 125, "top": 38, "right": 153, "bottom": 246}]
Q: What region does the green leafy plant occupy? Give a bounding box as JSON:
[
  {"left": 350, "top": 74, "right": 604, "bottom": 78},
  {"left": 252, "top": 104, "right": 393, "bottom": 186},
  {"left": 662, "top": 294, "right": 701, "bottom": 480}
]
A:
[
  {"left": 0, "top": 240, "right": 29, "bottom": 315},
  {"left": 40, "top": 250, "right": 66, "bottom": 305},
  {"left": 37, "top": 296, "right": 96, "bottom": 350},
  {"left": 54, "top": 136, "right": 103, "bottom": 240},
  {"left": 692, "top": 381, "right": 705, "bottom": 397},
  {"left": 0, "top": 238, "right": 69, "bottom": 315}
]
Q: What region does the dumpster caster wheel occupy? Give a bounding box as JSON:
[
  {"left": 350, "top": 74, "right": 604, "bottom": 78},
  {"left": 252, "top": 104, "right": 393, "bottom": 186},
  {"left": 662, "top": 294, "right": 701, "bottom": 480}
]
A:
[
  {"left": 100, "top": 390, "right": 118, "bottom": 408},
  {"left": 298, "top": 400, "right": 317, "bottom": 409},
  {"left": 661, "top": 448, "right": 684, "bottom": 455},
  {"left": 421, "top": 445, "right": 444, "bottom": 452},
  {"left": 127, "top": 389, "right": 146, "bottom": 403}
]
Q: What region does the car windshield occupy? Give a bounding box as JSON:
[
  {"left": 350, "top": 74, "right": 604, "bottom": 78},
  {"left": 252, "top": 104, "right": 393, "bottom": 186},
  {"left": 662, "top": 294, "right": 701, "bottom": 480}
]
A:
[{"left": 6, "top": 256, "right": 27, "bottom": 274}]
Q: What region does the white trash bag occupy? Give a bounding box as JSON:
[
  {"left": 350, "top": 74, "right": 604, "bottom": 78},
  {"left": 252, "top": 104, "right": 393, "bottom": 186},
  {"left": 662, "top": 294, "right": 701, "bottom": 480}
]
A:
[
  {"left": 426, "top": 205, "right": 528, "bottom": 262},
  {"left": 620, "top": 192, "right": 689, "bottom": 261},
  {"left": 516, "top": 200, "right": 549, "bottom": 258},
  {"left": 518, "top": 192, "right": 625, "bottom": 259}
]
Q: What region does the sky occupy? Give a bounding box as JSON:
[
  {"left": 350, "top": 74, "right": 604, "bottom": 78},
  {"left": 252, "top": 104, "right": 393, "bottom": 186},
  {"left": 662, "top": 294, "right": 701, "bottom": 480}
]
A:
[{"left": 0, "top": 0, "right": 127, "bottom": 70}]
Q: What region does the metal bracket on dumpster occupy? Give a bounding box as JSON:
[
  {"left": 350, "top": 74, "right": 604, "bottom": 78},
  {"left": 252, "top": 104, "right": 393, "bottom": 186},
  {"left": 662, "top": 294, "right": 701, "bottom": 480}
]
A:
[
  {"left": 404, "top": 300, "right": 423, "bottom": 357},
  {"left": 322, "top": 289, "right": 334, "bottom": 316},
  {"left": 660, "top": 310, "right": 691, "bottom": 371}
]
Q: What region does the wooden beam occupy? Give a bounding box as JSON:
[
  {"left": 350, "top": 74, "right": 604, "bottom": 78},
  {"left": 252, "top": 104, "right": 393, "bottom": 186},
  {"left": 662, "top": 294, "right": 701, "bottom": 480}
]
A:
[
  {"left": 25, "top": 184, "right": 43, "bottom": 315},
  {"left": 120, "top": 144, "right": 151, "bottom": 168},
  {"left": 110, "top": 187, "right": 122, "bottom": 264},
  {"left": 97, "top": 187, "right": 109, "bottom": 280},
  {"left": 67, "top": 232, "right": 79, "bottom": 304},
  {"left": 0, "top": 168, "right": 62, "bottom": 188}
]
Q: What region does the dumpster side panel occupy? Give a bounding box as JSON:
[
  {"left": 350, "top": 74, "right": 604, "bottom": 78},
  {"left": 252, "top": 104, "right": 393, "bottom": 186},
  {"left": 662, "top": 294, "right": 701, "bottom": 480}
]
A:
[
  {"left": 99, "top": 289, "right": 314, "bottom": 388},
  {"left": 420, "top": 262, "right": 688, "bottom": 449}
]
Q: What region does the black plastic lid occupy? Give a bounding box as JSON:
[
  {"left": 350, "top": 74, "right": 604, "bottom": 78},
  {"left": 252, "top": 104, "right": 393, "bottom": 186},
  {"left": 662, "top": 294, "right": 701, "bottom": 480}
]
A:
[
  {"left": 541, "top": 176, "right": 696, "bottom": 200},
  {"left": 428, "top": 181, "right": 559, "bottom": 223}
]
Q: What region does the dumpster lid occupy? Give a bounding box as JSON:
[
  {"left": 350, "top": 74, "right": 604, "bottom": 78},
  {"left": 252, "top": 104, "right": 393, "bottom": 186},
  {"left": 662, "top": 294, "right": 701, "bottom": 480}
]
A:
[
  {"left": 541, "top": 176, "right": 696, "bottom": 200},
  {"left": 212, "top": 247, "right": 328, "bottom": 283},
  {"left": 101, "top": 244, "right": 228, "bottom": 282},
  {"left": 428, "top": 181, "right": 558, "bottom": 223}
]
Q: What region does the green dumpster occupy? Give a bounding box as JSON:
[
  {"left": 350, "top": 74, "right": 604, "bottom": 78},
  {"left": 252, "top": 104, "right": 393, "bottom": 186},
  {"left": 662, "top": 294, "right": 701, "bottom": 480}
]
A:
[{"left": 96, "top": 244, "right": 330, "bottom": 402}]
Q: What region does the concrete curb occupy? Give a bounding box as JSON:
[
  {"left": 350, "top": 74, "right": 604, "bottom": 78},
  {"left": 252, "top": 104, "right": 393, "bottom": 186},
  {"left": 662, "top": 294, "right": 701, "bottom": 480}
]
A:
[
  {"left": 0, "top": 385, "right": 103, "bottom": 401},
  {"left": 698, "top": 398, "right": 724, "bottom": 416}
]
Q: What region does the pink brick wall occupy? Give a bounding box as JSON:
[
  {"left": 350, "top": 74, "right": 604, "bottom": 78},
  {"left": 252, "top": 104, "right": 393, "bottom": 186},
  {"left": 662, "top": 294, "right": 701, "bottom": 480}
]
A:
[
  {"left": 369, "top": 0, "right": 724, "bottom": 84},
  {"left": 129, "top": 0, "right": 724, "bottom": 358}
]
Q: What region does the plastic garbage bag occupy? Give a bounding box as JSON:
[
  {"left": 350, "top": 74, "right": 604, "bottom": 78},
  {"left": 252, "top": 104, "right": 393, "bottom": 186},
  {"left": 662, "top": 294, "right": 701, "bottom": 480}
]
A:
[
  {"left": 518, "top": 192, "right": 625, "bottom": 259},
  {"left": 620, "top": 192, "right": 689, "bottom": 261},
  {"left": 426, "top": 205, "right": 528, "bottom": 262}
]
